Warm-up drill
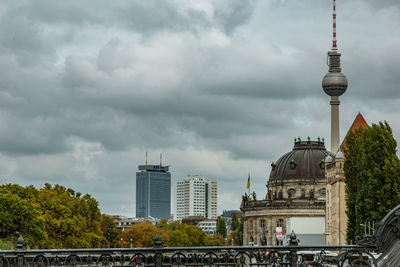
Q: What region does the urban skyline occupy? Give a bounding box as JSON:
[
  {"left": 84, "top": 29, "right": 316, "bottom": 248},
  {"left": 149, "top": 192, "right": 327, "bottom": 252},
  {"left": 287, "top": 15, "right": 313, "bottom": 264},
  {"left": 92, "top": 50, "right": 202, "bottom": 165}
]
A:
[{"left": 1, "top": 1, "right": 400, "bottom": 217}]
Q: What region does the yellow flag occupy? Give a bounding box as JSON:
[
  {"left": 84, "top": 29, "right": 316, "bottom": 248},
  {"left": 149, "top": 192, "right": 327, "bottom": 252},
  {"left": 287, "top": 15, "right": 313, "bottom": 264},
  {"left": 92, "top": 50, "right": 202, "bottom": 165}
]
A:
[{"left": 246, "top": 174, "right": 250, "bottom": 189}]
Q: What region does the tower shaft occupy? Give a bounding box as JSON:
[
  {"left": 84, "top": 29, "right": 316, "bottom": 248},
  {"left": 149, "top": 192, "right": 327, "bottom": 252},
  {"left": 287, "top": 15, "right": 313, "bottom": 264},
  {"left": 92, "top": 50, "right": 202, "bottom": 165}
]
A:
[{"left": 330, "top": 96, "right": 340, "bottom": 153}]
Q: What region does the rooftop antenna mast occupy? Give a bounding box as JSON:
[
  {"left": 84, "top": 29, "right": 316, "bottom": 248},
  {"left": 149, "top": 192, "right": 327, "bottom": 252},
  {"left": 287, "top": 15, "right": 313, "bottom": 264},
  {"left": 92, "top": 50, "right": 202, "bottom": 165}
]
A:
[
  {"left": 160, "top": 153, "right": 162, "bottom": 166},
  {"left": 145, "top": 151, "right": 148, "bottom": 165},
  {"left": 332, "top": 0, "right": 338, "bottom": 53}
]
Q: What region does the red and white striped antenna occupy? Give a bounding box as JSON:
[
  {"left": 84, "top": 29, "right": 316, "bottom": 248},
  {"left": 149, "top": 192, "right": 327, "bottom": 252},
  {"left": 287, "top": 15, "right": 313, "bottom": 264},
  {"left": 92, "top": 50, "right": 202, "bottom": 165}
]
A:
[{"left": 332, "top": 0, "right": 338, "bottom": 53}]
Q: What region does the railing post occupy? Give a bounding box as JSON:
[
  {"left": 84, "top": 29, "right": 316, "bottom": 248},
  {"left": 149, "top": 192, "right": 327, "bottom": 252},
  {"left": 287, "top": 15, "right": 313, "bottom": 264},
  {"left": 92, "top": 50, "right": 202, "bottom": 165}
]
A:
[
  {"left": 287, "top": 230, "right": 299, "bottom": 267},
  {"left": 154, "top": 233, "right": 163, "bottom": 267},
  {"left": 16, "top": 235, "right": 24, "bottom": 267}
]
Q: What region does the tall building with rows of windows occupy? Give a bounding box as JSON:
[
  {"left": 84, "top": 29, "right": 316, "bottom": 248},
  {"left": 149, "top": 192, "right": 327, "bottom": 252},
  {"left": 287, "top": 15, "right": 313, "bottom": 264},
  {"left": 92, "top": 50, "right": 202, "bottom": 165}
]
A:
[
  {"left": 175, "top": 175, "right": 217, "bottom": 221},
  {"left": 136, "top": 164, "right": 171, "bottom": 220}
]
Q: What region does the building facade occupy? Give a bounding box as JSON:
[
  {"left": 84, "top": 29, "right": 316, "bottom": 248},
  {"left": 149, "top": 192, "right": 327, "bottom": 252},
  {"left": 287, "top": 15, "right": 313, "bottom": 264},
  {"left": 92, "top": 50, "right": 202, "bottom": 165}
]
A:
[
  {"left": 175, "top": 175, "right": 217, "bottom": 221},
  {"left": 111, "top": 215, "right": 158, "bottom": 231},
  {"left": 197, "top": 220, "right": 217, "bottom": 235},
  {"left": 136, "top": 164, "right": 171, "bottom": 219}
]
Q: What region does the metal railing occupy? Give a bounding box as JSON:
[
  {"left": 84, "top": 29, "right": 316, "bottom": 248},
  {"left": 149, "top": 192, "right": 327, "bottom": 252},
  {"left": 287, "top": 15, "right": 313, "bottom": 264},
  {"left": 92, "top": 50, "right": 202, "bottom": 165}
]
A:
[
  {"left": 0, "top": 231, "right": 377, "bottom": 267},
  {"left": 2, "top": 204, "right": 400, "bottom": 266}
]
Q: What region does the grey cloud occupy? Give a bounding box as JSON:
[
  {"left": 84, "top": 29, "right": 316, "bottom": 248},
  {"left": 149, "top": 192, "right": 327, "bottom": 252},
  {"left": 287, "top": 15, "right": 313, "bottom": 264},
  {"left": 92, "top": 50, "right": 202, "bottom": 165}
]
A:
[{"left": 0, "top": 0, "right": 399, "bottom": 216}]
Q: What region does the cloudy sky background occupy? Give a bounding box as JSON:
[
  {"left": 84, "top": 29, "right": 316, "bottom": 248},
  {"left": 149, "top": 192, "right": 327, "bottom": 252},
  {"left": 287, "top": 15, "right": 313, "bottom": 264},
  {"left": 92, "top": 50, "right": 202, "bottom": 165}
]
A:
[{"left": 1, "top": 0, "right": 400, "bottom": 217}]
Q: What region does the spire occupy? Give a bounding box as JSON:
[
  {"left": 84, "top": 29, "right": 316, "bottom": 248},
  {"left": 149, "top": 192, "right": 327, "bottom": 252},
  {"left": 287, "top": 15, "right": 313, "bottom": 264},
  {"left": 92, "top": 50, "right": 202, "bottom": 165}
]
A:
[{"left": 332, "top": 0, "right": 337, "bottom": 53}]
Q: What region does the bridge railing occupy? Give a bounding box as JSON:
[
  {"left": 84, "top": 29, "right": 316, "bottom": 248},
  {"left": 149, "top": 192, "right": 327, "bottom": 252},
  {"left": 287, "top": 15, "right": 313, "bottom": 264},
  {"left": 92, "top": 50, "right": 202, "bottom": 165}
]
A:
[
  {"left": 0, "top": 231, "right": 377, "bottom": 267},
  {"left": 2, "top": 204, "right": 400, "bottom": 267}
]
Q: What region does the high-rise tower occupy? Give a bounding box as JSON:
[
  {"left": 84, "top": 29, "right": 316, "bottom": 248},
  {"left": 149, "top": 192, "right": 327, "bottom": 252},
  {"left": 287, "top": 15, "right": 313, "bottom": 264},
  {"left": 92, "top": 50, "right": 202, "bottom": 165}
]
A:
[
  {"left": 136, "top": 164, "right": 171, "bottom": 219},
  {"left": 322, "top": 0, "right": 348, "bottom": 153},
  {"left": 175, "top": 175, "right": 217, "bottom": 221}
]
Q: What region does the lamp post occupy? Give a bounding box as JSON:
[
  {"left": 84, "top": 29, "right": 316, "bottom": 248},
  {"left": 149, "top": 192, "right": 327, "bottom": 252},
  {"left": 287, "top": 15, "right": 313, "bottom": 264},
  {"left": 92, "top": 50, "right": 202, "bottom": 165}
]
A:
[{"left": 120, "top": 238, "right": 123, "bottom": 248}]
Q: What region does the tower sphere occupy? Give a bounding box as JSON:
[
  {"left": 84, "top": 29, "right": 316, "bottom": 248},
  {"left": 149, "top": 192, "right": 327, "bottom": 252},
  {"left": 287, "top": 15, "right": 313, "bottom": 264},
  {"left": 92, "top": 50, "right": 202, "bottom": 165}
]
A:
[{"left": 322, "top": 71, "right": 348, "bottom": 96}]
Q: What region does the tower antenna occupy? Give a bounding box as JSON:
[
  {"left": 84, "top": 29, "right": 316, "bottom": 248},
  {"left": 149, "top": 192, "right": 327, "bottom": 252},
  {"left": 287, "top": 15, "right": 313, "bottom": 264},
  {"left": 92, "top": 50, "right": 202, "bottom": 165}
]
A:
[
  {"left": 146, "top": 151, "right": 148, "bottom": 165},
  {"left": 332, "top": 0, "right": 337, "bottom": 53},
  {"left": 160, "top": 153, "right": 162, "bottom": 166}
]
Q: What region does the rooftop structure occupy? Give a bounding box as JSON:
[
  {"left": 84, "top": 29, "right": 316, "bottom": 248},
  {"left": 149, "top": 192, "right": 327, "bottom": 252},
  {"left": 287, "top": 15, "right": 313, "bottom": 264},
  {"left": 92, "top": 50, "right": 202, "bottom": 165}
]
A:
[{"left": 269, "top": 139, "right": 332, "bottom": 185}]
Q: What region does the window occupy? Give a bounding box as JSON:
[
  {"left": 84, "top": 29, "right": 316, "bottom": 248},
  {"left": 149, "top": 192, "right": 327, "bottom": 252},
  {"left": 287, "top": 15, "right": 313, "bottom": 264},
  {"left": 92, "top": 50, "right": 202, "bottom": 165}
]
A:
[
  {"left": 277, "top": 219, "right": 283, "bottom": 227},
  {"left": 319, "top": 188, "right": 326, "bottom": 196},
  {"left": 250, "top": 220, "right": 253, "bottom": 229},
  {"left": 260, "top": 219, "right": 266, "bottom": 229},
  {"left": 288, "top": 188, "right": 296, "bottom": 198}
]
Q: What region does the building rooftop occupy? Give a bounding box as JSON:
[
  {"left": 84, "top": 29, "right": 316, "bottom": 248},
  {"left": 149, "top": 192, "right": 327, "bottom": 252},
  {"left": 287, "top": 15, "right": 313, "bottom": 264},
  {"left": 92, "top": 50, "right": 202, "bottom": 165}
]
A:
[
  {"left": 269, "top": 140, "right": 332, "bottom": 183},
  {"left": 138, "top": 164, "right": 169, "bottom": 172}
]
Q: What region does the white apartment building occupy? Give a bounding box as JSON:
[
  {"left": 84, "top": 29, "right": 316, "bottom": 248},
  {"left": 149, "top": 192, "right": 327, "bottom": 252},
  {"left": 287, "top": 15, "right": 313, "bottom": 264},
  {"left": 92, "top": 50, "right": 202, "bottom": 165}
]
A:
[{"left": 175, "top": 175, "right": 217, "bottom": 221}]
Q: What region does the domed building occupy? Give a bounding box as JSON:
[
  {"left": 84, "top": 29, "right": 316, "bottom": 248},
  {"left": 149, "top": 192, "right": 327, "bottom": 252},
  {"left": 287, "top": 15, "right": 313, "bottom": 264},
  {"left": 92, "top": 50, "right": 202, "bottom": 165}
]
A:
[{"left": 240, "top": 139, "right": 333, "bottom": 245}]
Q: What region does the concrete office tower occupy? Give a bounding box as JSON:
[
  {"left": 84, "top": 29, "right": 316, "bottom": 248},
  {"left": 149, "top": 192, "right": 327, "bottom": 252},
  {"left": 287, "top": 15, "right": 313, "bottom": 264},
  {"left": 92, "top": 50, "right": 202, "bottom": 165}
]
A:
[
  {"left": 322, "top": 0, "right": 348, "bottom": 154},
  {"left": 136, "top": 164, "right": 171, "bottom": 219},
  {"left": 175, "top": 175, "right": 217, "bottom": 221}
]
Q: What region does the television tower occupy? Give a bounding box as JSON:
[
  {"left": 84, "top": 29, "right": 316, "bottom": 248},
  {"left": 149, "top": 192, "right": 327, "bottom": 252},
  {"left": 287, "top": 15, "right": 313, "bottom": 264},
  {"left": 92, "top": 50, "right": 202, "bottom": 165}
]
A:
[{"left": 322, "top": 0, "right": 348, "bottom": 154}]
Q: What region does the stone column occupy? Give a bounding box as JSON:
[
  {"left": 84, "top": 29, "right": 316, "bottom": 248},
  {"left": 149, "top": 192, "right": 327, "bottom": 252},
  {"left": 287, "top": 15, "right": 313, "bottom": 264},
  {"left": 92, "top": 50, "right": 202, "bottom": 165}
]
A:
[
  {"left": 243, "top": 219, "right": 248, "bottom": 245},
  {"left": 267, "top": 216, "right": 273, "bottom": 245}
]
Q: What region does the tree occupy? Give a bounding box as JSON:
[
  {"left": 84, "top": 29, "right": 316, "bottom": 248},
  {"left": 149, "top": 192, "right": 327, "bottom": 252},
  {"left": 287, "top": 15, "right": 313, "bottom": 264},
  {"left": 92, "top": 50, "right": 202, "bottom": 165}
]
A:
[
  {"left": 0, "top": 183, "right": 103, "bottom": 249},
  {"left": 100, "top": 214, "right": 120, "bottom": 248},
  {"left": 0, "top": 186, "right": 46, "bottom": 248},
  {"left": 230, "top": 213, "right": 239, "bottom": 232},
  {"left": 37, "top": 184, "right": 103, "bottom": 248},
  {"left": 120, "top": 222, "right": 169, "bottom": 247},
  {"left": 237, "top": 217, "right": 244, "bottom": 245},
  {"left": 216, "top": 217, "right": 227, "bottom": 238},
  {"left": 344, "top": 121, "right": 400, "bottom": 243}
]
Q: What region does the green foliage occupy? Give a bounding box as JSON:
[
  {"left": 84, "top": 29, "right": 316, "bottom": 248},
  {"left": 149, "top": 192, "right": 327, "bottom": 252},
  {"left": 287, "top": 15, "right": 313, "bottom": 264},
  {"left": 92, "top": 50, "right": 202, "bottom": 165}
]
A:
[
  {"left": 0, "top": 183, "right": 103, "bottom": 249},
  {"left": 100, "top": 214, "right": 120, "bottom": 248},
  {"left": 0, "top": 238, "right": 15, "bottom": 250},
  {"left": 0, "top": 185, "right": 46, "bottom": 248},
  {"left": 230, "top": 213, "right": 239, "bottom": 232},
  {"left": 216, "top": 217, "right": 227, "bottom": 238},
  {"left": 237, "top": 217, "right": 244, "bottom": 245},
  {"left": 119, "top": 220, "right": 222, "bottom": 247},
  {"left": 344, "top": 121, "right": 400, "bottom": 243},
  {"left": 120, "top": 222, "right": 170, "bottom": 248}
]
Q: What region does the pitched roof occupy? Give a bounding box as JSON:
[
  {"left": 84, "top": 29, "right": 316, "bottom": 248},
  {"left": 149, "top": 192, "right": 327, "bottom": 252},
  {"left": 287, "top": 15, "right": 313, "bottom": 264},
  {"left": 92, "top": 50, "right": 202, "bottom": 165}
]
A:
[{"left": 339, "top": 112, "right": 369, "bottom": 153}]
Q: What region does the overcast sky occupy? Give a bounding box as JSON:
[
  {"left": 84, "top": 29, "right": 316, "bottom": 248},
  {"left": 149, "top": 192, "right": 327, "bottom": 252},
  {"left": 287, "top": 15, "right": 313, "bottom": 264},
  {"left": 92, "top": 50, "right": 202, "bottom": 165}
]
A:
[{"left": 1, "top": 0, "right": 400, "bottom": 217}]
